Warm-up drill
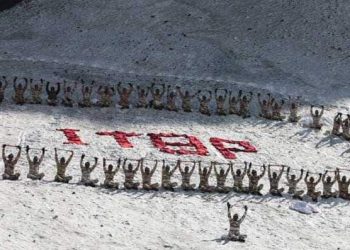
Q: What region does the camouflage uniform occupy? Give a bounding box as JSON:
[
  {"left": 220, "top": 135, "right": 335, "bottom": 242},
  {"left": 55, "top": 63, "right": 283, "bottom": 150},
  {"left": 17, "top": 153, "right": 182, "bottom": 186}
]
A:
[
  {"left": 198, "top": 92, "right": 212, "bottom": 116},
  {"left": 98, "top": 86, "right": 115, "bottom": 107},
  {"left": 46, "top": 82, "right": 60, "bottom": 106},
  {"left": 258, "top": 94, "right": 272, "bottom": 119},
  {"left": 214, "top": 166, "right": 230, "bottom": 193},
  {"left": 2, "top": 146, "right": 21, "bottom": 180},
  {"left": 332, "top": 114, "right": 342, "bottom": 136},
  {"left": 336, "top": 172, "right": 350, "bottom": 200},
  {"left": 304, "top": 173, "right": 322, "bottom": 201},
  {"left": 239, "top": 93, "right": 253, "bottom": 118},
  {"left": 62, "top": 83, "right": 76, "bottom": 107},
  {"left": 215, "top": 89, "right": 227, "bottom": 116},
  {"left": 141, "top": 161, "right": 159, "bottom": 191},
  {"left": 150, "top": 84, "right": 165, "bottom": 110},
  {"left": 166, "top": 88, "right": 178, "bottom": 112},
  {"left": 228, "top": 91, "right": 241, "bottom": 115},
  {"left": 117, "top": 83, "right": 133, "bottom": 109},
  {"left": 268, "top": 166, "right": 285, "bottom": 196},
  {"left": 198, "top": 163, "right": 214, "bottom": 192},
  {"left": 271, "top": 100, "right": 284, "bottom": 121},
  {"left": 26, "top": 149, "right": 45, "bottom": 180},
  {"left": 180, "top": 163, "right": 196, "bottom": 191},
  {"left": 54, "top": 150, "right": 74, "bottom": 183},
  {"left": 161, "top": 161, "right": 178, "bottom": 191},
  {"left": 310, "top": 106, "right": 324, "bottom": 129},
  {"left": 13, "top": 78, "right": 28, "bottom": 105},
  {"left": 247, "top": 166, "right": 266, "bottom": 195},
  {"left": 342, "top": 117, "right": 350, "bottom": 140},
  {"left": 123, "top": 160, "right": 141, "bottom": 189},
  {"left": 321, "top": 173, "right": 338, "bottom": 198},
  {"left": 227, "top": 206, "right": 248, "bottom": 242},
  {"left": 30, "top": 82, "right": 43, "bottom": 104},
  {"left": 177, "top": 88, "right": 196, "bottom": 112},
  {"left": 286, "top": 169, "right": 304, "bottom": 199},
  {"left": 80, "top": 156, "right": 99, "bottom": 187},
  {"left": 79, "top": 86, "right": 93, "bottom": 107},
  {"left": 231, "top": 165, "right": 248, "bottom": 193},
  {"left": 103, "top": 159, "right": 120, "bottom": 189},
  {"left": 136, "top": 86, "right": 149, "bottom": 108}
]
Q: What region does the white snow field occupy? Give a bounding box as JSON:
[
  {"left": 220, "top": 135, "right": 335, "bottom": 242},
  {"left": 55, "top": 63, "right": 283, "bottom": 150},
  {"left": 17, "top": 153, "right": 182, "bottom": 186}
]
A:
[{"left": 1, "top": 0, "right": 350, "bottom": 249}]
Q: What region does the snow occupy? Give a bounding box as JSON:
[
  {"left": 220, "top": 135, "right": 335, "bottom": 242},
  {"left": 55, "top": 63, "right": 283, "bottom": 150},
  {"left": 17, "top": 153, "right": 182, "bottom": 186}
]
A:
[{"left": 0, "top": 0, "right": 350, "bottom": 249}]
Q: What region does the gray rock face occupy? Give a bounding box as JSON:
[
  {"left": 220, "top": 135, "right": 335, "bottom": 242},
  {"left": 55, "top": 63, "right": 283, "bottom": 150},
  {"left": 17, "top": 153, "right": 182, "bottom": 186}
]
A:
[{"left": 0, "top": 0, "right": 349, "bottom": 105}]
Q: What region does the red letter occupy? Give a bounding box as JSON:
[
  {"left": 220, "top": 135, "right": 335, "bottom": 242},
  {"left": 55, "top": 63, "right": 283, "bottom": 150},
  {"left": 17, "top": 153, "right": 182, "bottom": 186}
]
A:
[
  {"left": 96, "top": 131, "right": 141, "bottom": 148},
  {"left": 148, "top": 133, "right": 209, "bottom": 156},
  {"left": 56, "top": 129, "right": 88, "bottom": 145},
  {"left": 210, "top": 137, "right": 257, "bottom": 159}
]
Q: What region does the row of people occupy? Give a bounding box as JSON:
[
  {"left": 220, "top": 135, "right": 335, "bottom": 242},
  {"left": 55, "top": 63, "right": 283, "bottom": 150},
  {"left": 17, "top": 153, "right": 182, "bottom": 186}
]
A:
[
  {"left": 0, "top": 76, "right": 306, "bottom": 119},
  {"left": 2, "top": 145, "right": 349, "bottom": 202}
]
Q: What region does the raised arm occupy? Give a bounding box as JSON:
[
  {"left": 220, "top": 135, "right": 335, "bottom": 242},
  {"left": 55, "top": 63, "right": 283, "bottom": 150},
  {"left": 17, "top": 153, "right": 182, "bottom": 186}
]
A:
[
  {"left": 190, "top": 161, "right": 196, "bottom": 175},
  {"left": 151, "top": 160, "right": 158, "bottom": 175},
  {"left": 177, "top": 87, "right": 184, "bottom": 98},
  {"left": 277, "top": 166, "right": 285, "bottom": 180},
  {"left": 134, "top": 159, "right": 141, "bottom": 173},
  {"left": 2, "top": 145, "right": 6, "bottom": 162},
  {"left": 56, "top": 82, "right": 61, "bottom": 94},
  {"left": 128, "top": 83, "right": 133, "bottom": 94},
  {"left": 90, "top": 157, "right": 98, "bottom": 172},
  {"left": 170, "top": 160, "right": 180, "bottom": 175},
  {"left": 238, "top": 206, "right": 248, "bottom": 224},
  {"left": 320, "top": 106, "right": 324, "bottom": 117},
  {"left": 103, "top": 158, "right": 107, "bottom": 172},
  {"left": 26, "top": 146, "right": 32, "bottom": 165},
  {"left": 80, "top": 154, "right": 85, "bottom": 169},
  {"left": 259, "top": 165, "right": 266, "bottom": 178},
  {"left": 46, "top": 82, "right": 50, "bottom": 93},
  {"left": 38, "top": 148, "right": 45, "bottom": 165},
  {"left": 13, "top": 146, "right": 22, "bottom": 165},
  {"left": 66, "top": 151, "right": 74, "bottom": 165},
  {"left": 315, "top": 173, "right": 322, "bottom": 185},
  {"left": 214, "top": 165, "right": 218, "bottom": 177},
  {"left": 268, "top": 165, "right": 272, "bottom": 180},
  {"left": 122, "top": 158, "right": 127, "bottom": 172}
]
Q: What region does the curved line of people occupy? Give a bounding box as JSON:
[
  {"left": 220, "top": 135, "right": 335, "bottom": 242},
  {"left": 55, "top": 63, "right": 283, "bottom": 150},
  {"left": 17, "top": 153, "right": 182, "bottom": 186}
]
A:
[
  {"left": 2, "top": 144, "right": 350, "bottom": 202},
  {"left": 0, "top": 76, "right": 310, "bottom": 120}
]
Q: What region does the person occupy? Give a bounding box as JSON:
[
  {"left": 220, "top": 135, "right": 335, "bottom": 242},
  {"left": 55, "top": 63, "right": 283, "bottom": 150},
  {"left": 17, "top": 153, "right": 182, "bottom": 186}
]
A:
[
  {"left": 231, "top": 162, "right": 248, "bottom": 193},
  {"left": 286, "top": 167, "right": 304, "bottom": 200},
  {"left": 321, "top": 170, "right": 338, "bottom": 199},
  {"left": 215, "top": 89, "right": 227, "bottom": 116},
  {"left": 97, "top": 85, "right": 115, "bottom": 107},
  {"left": 0, "top": 76, "right": 8, "bottom": 103},
  {"left": 117, "top": 82, "right": 133, "bottom": 109},
  {"left": 304, "top": 171, "right": 322, "bottom": 201},
  {"left": 247, "top": 164, "right": 266, "bottom": 195},
  {"left": 46, "top": 81, "right": 60, "bottom": 106},
  {"left": 79, "top": 154, "right": 99, "bottom": 187},
  {"left": 310, "top": 105, "right": 324, "bottom": 129},
  {"left": 288, "top": 96, "right": 301, "bottom": 122},
  {"left": 78, "top": 80, "right": 93, "bottom": 107},
  {"left": 238, "top": 92, "right": 253, "bottom": 118},
  {"left": 54, "top": 148, "right": 74, "bottom": 183},
  {"left": 198, "top": 91, "right": 212, "bottom": 116},
  {"left": 257, "top": 93, "right": 272, "bottom": 119},
  {"left": 140, "top": 159, "right": 159, "bottom": 191},
  {"left": 336, "top": 169, "right": 350, "bottom": 200},
  {"left": 179, "top": 161, "right": 196, "bottom": 191},
  {"left": 62, "top": 81, "right": 76, "bottom": 107},
  {"left": 136, "top": 86, "right": 149, "bottom": 108},
  {"left": 123, "top": 158, "right": 141, "bottom": 190},
  {"left": 13, "top": 77, "right": 28, "bottom": 105},
  {"left": 270, "top": 99, "right": 285, "bottom": 121},
  {"left": 227, "top": 202, "right": 248, "bottom": 242},
  {"left": 198, "top": 161, "right": 215, "bottom": 192},
  {"left": 214, "top": 163, "right": 230, "bottom": 193},
  {"left": 161, "top": 159, "right": 179, "bottom": 191},
  {"left": 341, "top": 115, "right": 350, "bottom": 140},
  {"left": 228, "top": 90, "right": 242, "bottom": 115},
  {"left": 150, "top": 83, "right": 165, "bottom": 110},
  {"left": 2, "top": 144, "right": 21, "bottom": 180},
  {"left": 26, "top": 146, "right": 45, "bottom": 180},
  {"left": 102, "top": 158, "right": 120, "bottom": 189},
  {"left": 176, "top": 86, "right": 197, "bottom": 112},
  {"left": 166, "top": 85, "right": 178, "bottom": 112},
  {"left": 268, "top": 165, "right": 285, "bottom": 196},
  {"left": 29, "top": 79, "right": 44, "bottom": 104},
  {"left": 332, "top": 113, "right": 343, "bottom": 136}
]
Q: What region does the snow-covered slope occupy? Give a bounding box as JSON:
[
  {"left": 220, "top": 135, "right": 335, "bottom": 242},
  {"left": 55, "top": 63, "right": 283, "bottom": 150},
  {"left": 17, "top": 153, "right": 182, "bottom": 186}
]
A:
[
  {"left": 0, "top": 0, "right": 350, "bottom": 105},
  {"left": 0, "top": 104, "right": 350, "bottom": 249},
  {"left": 0, "top": 1, "right": 350, "bottom": 249}
]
